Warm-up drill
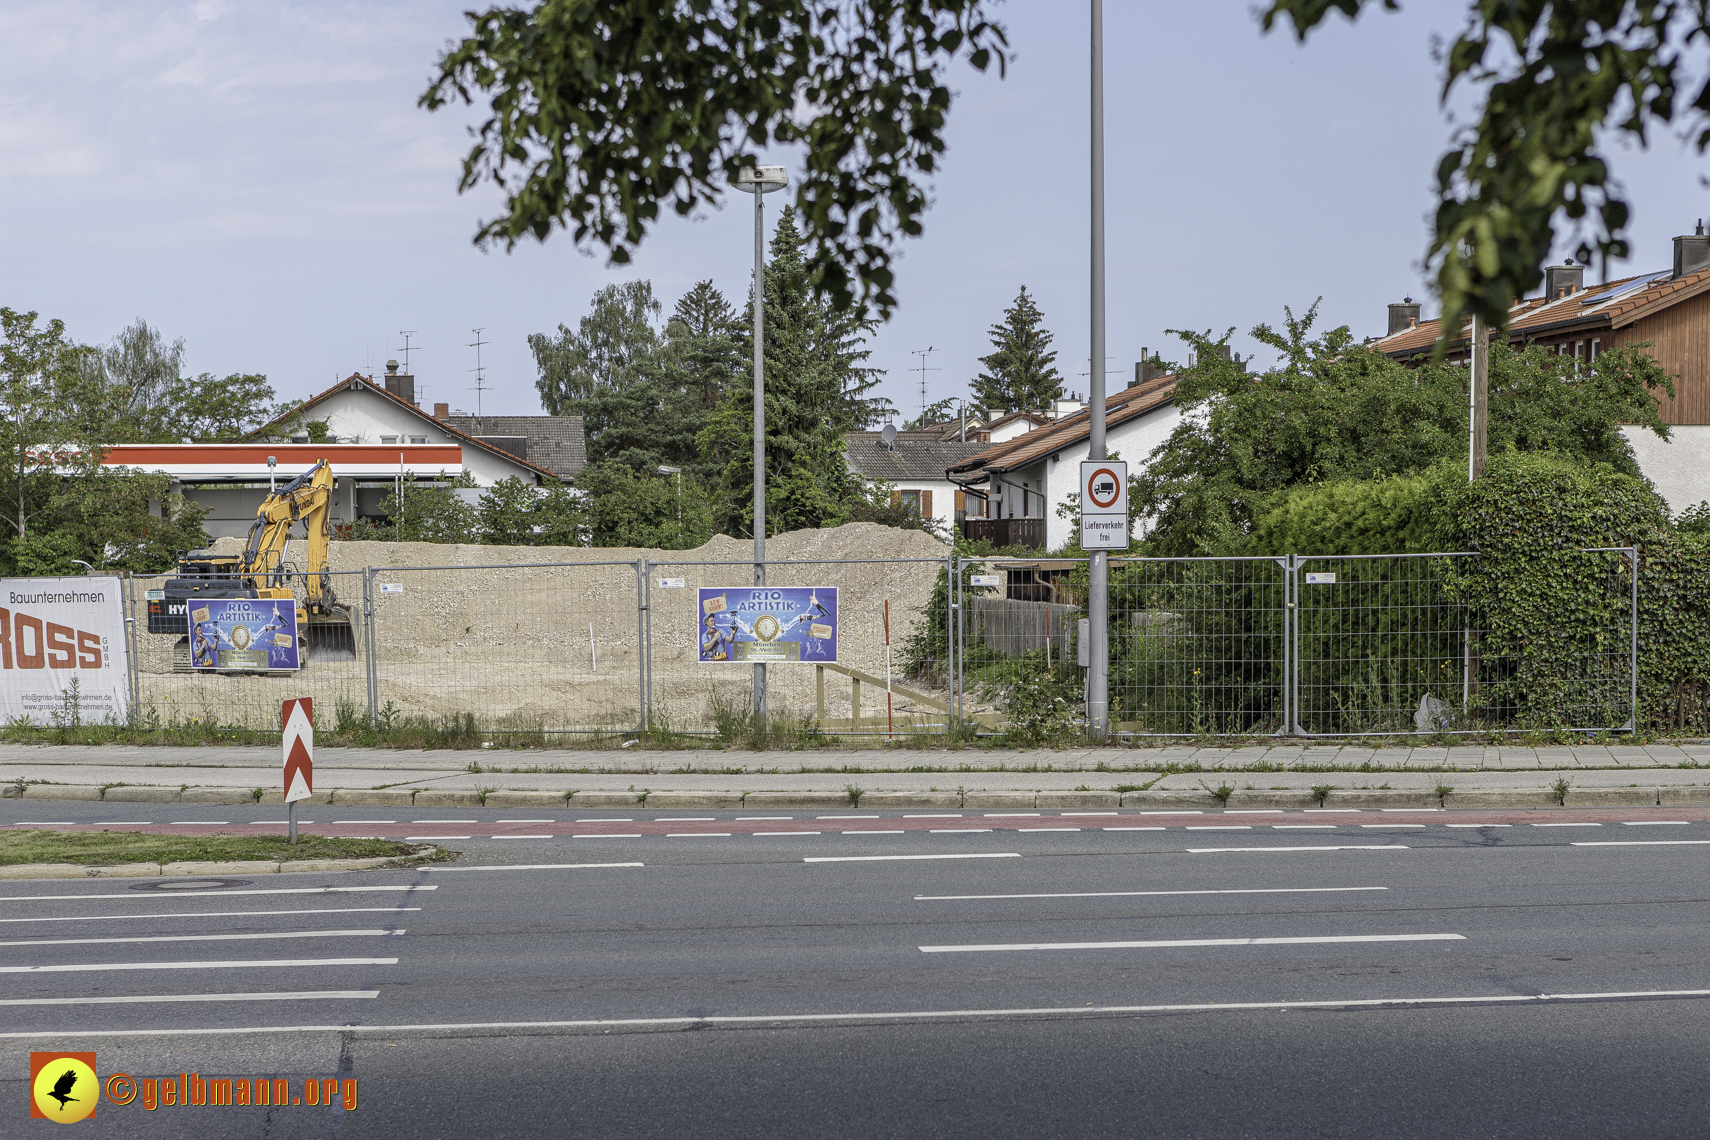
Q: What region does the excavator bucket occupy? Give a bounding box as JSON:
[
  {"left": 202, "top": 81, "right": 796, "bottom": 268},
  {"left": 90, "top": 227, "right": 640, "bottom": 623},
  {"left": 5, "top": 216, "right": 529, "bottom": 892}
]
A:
[{"left": 305, "top": 611, "right": 359, "bottom": 663}]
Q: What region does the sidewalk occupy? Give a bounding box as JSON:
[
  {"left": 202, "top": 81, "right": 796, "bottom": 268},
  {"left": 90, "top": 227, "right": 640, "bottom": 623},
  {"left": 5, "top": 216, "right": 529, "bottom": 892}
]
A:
[{"left": 5, "top": 742, "right": 1710, "bottom": 797}]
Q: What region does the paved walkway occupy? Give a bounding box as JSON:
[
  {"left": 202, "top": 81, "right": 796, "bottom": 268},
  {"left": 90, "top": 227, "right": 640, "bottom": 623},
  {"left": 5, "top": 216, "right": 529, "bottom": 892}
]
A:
[{"left": 5, "top": 742, "right": 1709, "bottom": 795}]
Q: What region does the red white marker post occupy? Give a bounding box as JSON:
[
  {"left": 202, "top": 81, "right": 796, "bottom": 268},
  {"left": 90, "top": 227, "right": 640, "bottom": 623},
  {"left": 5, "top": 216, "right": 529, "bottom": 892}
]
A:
[{"left": 282, "top": 698, "right": 314, "bottom": 845}]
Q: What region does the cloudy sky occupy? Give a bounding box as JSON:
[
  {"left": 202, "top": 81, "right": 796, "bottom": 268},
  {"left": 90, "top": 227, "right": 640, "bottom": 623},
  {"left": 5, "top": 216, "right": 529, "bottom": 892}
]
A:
[{"left": 4, "top": 1, "right": 1707, "bottom": 421}]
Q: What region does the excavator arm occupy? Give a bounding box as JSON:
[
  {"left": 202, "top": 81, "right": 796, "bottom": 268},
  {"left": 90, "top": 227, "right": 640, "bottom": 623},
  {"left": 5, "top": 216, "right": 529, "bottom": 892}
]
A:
[{"left": 240, "top": 460, "right": 336, "bottom": 611}]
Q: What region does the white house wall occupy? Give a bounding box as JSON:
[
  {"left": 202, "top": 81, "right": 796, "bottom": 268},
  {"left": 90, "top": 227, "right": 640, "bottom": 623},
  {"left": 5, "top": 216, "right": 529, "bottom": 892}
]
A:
[
  {"left": 308, "top": 389, "right": 537, "bottom": 487},
  {"left": 1622, "top": 424, "right": 1710, "bottom": 515}
]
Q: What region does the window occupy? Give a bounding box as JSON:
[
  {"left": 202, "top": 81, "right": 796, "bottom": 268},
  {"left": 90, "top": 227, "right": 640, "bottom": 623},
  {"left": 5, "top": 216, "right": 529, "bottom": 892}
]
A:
[
  {"left": 380, "top": 435, "right": 398, "bottom": 445},
  {"left": 1590, "top": 338, "right": 1600, "bottom": 363},
  {"left": 408, "top": 436, "right": 427, "bottom": 445}
]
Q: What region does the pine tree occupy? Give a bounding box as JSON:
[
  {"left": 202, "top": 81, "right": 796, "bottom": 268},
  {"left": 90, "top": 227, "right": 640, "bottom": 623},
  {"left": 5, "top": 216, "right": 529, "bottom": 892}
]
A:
[
  {"left": 699, "top": 208, "right": 884, "bottom": 537},
  {"left": 972, "top": 286, "right": 1064, "bottom": 413}
]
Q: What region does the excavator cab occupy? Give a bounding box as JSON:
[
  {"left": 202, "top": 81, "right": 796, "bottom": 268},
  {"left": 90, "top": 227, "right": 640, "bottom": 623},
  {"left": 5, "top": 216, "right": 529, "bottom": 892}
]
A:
[{"left": 149, "top": 461, "right": 359, "bottom": 670}]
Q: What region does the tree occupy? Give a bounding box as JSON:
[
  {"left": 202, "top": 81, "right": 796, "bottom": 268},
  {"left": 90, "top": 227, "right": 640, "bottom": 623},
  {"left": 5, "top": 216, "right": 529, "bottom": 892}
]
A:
[
  {"left": 83, "top": 318, "right": 278, "bottom": 442},
  {"left": 574, "top": 462, "right": 714, "bottom": 549},
  {"left": 0, "top": 309, "right": 104, "bottom": 545},
  {"left": 698, "top": 208, "right": 884, "bottom": 536},
  {"left": 83, "top": 318, "right": 183, "bottom": 417},
  {"left": 347, "top": 473, "right": 480, "bottom": 544},
  {"left": 421, "top": 2, "right": 1008, "bottom": 319},
  {"left": 1132, "top": 301, "right": 1675, "bottom": 556},
  {"left": 972, "top": 287, "right": 1064, "bottom": 413},
  {"left": 476, "top": 476, "right": 586, "bottom": 546},
  {"left": 904, "top": 397, "right": 959, "bottom": 431},
  {"left": 528, "top": 280, "right": 663, "bottom": 417},
  {"left": 39, "top": 469, "right": 209, "bottom": 573},
  {"left": 1263, "top": 1, "right": 1710, "bottom": 340}
]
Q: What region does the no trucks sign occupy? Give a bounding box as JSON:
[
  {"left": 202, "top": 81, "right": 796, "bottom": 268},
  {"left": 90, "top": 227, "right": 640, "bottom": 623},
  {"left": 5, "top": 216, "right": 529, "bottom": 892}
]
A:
[{"left": 1080, "top": 460, "right": 1129, "bottom": 549}]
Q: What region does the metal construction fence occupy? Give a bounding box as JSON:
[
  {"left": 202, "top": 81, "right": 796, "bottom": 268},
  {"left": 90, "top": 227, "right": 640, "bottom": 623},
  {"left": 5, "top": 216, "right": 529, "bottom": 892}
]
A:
[{"left": 112, "top": 546, "right": 1638, "bottom": 738}]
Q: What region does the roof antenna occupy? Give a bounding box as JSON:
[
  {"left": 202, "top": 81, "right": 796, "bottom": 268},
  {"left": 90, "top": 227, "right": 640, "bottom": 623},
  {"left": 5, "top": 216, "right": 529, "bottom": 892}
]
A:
[
  {"left": 398, "top": 330, "right": 418, "bottom": 373},
  {"left": 910, "top": 347, "right": 940, "bottom": 427},
  {"left": 467, "top": 328, "right": 490, "bottom": 418}
]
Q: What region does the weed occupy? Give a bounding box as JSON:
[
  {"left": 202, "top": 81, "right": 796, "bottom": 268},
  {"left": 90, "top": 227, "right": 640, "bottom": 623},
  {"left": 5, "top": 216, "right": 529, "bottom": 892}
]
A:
[
  {"left": 844, "top": 783, "right": 865, "bottom": 806},
  {"left": 1074, "top": 784, "right": 1091, "bottom": 792},
  {"left": 1201, "top": 781, "right": 1235, "bottom": 805},
  {"left": 1552, "top": 776, "right": 1571, "bottom": 804},
  {"left": 1310, "top": 784, "right": 1338, "bottom": 806},
  {"left": 1435, "top": 783, "right": 1454, "bottom": 799}
]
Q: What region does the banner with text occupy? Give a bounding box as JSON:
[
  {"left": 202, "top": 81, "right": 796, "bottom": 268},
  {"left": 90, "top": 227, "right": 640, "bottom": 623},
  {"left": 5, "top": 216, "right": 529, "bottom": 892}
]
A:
[
  {"left": 190, "top": 598, "right": 300, "bottom": 672},
  {"left": 696, "top": 587, "right": 838, "bottom": 663},
  {"left": 0, "top": 577, "right": 129, "bottom": 725}
]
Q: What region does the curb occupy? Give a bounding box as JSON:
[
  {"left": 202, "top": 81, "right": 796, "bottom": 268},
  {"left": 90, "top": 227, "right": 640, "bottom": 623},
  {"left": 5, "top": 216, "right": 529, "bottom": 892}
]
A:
[
  {"left": 8, "top": 784, "right": 1709, "bottom": 810},
  {"left": 0, "top": 853, "right": 425, "bottom": 881}
]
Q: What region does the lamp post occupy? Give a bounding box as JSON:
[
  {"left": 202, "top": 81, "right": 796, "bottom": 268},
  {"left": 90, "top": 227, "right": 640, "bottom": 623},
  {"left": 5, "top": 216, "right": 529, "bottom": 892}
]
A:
[
  {"left": 734, "top": 164, "right": 788, "bottom": 718},
  {"left": 658, "top": 466, "right": 682, "bottom": 531},
  {"left": 1086, "top": 0, "right": 1110, "bottom": 740}
]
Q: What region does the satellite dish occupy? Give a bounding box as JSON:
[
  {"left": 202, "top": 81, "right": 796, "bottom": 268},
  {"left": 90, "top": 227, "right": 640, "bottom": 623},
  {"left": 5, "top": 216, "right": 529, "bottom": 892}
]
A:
[{"left": 880, "top": 423, "right": 898, "bottom": 448}]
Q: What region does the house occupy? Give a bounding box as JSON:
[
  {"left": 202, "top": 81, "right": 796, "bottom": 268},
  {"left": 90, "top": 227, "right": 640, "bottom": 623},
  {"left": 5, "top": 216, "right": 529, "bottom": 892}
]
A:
[
  {"left": 945, "top": 371, "right": 1180, "bottom": 550},
  {"left": 1371, "top": 224, "right": 1710, "bottom": 512},
  {"left": 844, "top": 431, "right": 991, "bottom": 536},
  {"left": 436, "top": 408, "right": 587, "bottom": 482},
  {"left": 117, "top": 366, "right": 566, "bottom": 537}
]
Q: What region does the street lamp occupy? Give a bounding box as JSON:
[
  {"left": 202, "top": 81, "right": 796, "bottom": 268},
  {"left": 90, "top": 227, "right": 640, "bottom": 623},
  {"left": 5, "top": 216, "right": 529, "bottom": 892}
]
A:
[
  {"left": 1086, "top": 0, "right": 1110, "bottom": 740},
  {"left": 733, "top": 163, "right": 788, "bottom": 719},
  {"left": 658, "top": 466, "right": 682, "bottom": 530}
]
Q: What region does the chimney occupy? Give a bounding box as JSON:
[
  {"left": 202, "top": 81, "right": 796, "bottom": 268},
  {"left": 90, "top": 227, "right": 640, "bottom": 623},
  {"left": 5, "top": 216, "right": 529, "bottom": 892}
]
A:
[
  {"left": 1673, "top": 220, "right": 1710, "bottom": 279},
  {"left": 1387, "top": 296, "right": 1422, "bottom": 335},
  {"left": 434, "top": 402, "right": 450, "bottom": 420},
  {"left": 382, "top": 359, "right": 416, "bottom": 406},
  {"left": 1544, "top": 260, "right": 1584, "bottom": 299},
  {"left": 1133, "top": 348, "right": 1165, "bottom": 387}
]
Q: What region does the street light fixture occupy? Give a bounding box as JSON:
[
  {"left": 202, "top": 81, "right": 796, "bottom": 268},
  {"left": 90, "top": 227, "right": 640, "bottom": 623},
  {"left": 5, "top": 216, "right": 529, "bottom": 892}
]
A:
[{"left": 733, "top": 163, "right": 788, "bottom": 719}]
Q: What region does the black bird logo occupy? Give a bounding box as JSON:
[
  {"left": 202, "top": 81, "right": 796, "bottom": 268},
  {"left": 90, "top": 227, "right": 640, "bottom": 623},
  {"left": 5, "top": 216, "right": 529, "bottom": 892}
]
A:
[{"left": 46, "top": 1068, "right": 79, "bottom": 1111}]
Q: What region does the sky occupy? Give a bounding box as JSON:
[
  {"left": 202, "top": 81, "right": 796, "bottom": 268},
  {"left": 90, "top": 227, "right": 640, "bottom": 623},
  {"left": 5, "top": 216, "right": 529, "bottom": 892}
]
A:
[{"left": 4, "top": 1, "right": 1709, "bottom": 423}]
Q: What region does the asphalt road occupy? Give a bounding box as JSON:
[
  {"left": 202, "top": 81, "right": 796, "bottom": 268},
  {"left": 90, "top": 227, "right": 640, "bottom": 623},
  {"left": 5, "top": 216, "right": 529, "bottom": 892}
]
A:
[{"left": 4, "top": 800, "right": 1710, "bottom": 1137}]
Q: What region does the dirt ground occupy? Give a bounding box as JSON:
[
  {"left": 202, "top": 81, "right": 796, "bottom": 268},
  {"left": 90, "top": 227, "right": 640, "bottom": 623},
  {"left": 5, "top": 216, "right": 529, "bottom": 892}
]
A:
[{"left": 127, "top": 524, "right": 952, "bottom": 732}]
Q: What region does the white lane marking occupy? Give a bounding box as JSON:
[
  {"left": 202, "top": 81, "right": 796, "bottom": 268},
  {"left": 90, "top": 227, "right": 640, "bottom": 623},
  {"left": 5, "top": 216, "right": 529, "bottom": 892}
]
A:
[
  {"left": 1103, "top": 827, "right": 1165, "bottom": 831},
  {"left": 488, "top": 835, "right": 555, "bottom": 840},
  {"left": 737, "top": 817, "right": 794, "bottom": 821},
  {"left": 1534, "top": 823, "right": 1602, "bottom": 828},
  {"left": 102, "top": 822, "right": 154, "bottom": 826},
  {"left": 0, "top": 886, "right": 436, "bottom": 903},
  {"left": 1305, "top": 809, "right": 1360, "bottom": 813},
  {"left": 333, "top": 820, "right": 396, "bottom": 824},
  {"left": 753, "top": 832, "right": 821, "bottom": 836},
  {"left": 1362, "top": 824, "right": 1425, "bottom": 829},
  {"left": 1446, "top": 823, "right": 1511, "bottom": 828},
  {"left": 804, "top": 853, "right": 1021, "bottom": 863},
  {"left": 1019, "top": 828, "right": 1080, "bottom": 833},
  {"left": 920, "top": 933, "right": 1466, "bottom": 954},
  {"left": 906, "top": 815, "right": 963, "bottom": 819},
  {"left": 0, "top": 991, "right": 379, "bottom": 1008},
  {"left": 1573, "top": 840, "right": 1710, "bottom": 847},
  {"left": 496, "top": 819, "right": 556, "bottom": 823},
  {"left": 1060, "top": 812, "right": 1118, "bottom": 817},
  {"left": 572, "top": 834, "right": 642, "bottom": 839},
  {"left": 577, "top": 818, "right": 633, "bottom": 822},
  {"left": 1, "top": 907, "right": 422, "bottom": 924},
  {"left": 0, "top": 957, "right": 399, "bottom": 974},
  {"left": 1383, "top": 808, "right": 1442, "bottom": 812},
  {"left": 10, "top": 990, "right": 1710, "bottom": 1038},
  {"left": 1141, "top": 811, "right": 1202, "bottom": 816},
  {"left": 984, "top": 813, "right": 1041, "bottom": 817},
  {"left": 1274, "top": 825, "right": 1336, "bottom": 830},
  {"left": 667, "top": 833, "right": 731, "bottom": 838},
  {"left": 1225, "top": 810, "right": 1284, "bottom": 815},
  {"left": 1187, "top": 826, "right": 1251, "bottom": 831},
  {"left": 422, "top": 863, "right": 642, "bottom": 871},
  {"left": 817, "top": 816, "right": 872, "bottom": 820},
  {"left": 1624, "top": 821, "right": 1691, "bottom": 825},
  {"left": 843, "top": 830, "right": 904, "bottom": 835},
  {"left": 14, "top": 822, "right": 79, "bottom": 826},
  {"left": 170, "top": 821, "right": 226, "bottom": 825},
  {"left": 1190, "top": 846, "right": 1409, "bottom": 854},
  {"left": 915, "top": 887, "right": 1390, "bottom": 901},
  {"left": 0, "top": 929, "right": 405, "bottom": 948},
  {"left": 405, "top": 836, "right": 472, "bottom": 841},
  {"left": 248, "top": 821, "right": 313, "bottom": 825},
  {"left": 412, "top": 819, "right": 477, "bottom": 823},
  {"left": 932, "top": 829, "right": 992, "bottom": 834},
  {"left": 654, "top": 818, "right": 716, "bottom": 822}
]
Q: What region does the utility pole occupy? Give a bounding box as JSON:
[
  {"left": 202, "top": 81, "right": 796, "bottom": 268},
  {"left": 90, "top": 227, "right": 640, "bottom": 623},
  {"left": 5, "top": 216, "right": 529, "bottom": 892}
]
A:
[
  {"left": 1086, "top": 0, "right": 1110, "bottom": 740},
  {"left": 1469, "top": 313, "right": 1488, "bottom": 479},
  {"left": 735, "top": 165, "right": 788, "bottom": 719}
]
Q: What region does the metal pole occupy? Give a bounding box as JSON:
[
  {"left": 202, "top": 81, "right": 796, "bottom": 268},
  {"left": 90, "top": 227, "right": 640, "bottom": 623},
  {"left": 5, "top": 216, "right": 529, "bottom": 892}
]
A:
[
  {"left": 636, "top": 559, "right": 648, "bottom": 734},
  {"left": 1085, "top": 0, "right": 1109, "bottom": 740},
  {"left": 288, "top": 800, "right": 297, "bottom": 845},
  {"left": 643, "top": 561, "right": 655, "bottom": 729},
  {"left": 125, "top": 572, "right": 140, "bottom": 726},
  {"left": 1470, "top": 314, "right": 1488, "bottom": 480},
  {"left": 363, "top": 567, "right": 378, "bottom": 724},
  {"left": 1628, "top": 546, "right": 1639, "bottom": 732},
  {"left": 753, "top": 182, "right": 767, "bottom": 721}
]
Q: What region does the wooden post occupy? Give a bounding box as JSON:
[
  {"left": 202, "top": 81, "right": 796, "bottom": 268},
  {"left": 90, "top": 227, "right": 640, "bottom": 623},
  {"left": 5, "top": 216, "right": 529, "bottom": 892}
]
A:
[
  {"left": 852, "top": 677, "right": 862, "bottom": 733},
  {"left": 1470, "top": 313, "right": 1488, "bottom": 480},
  {"left": 816, "top": 665, "right": 826, "bottom": 723}
]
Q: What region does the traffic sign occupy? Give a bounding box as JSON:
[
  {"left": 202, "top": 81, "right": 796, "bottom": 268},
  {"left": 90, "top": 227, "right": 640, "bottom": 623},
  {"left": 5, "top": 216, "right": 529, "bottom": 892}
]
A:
[
  {"left": 1080, "top": 460, "right": 1129, "bottom": 549},
  {"left": 282, "top": 698, "right": 314, "bottom": 804}
]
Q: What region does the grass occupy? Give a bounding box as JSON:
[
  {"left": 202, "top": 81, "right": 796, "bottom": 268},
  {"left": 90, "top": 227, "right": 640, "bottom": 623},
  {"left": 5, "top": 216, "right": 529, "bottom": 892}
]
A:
[{"left": 0, "top": 830, "right": 448, "bottom": 867}]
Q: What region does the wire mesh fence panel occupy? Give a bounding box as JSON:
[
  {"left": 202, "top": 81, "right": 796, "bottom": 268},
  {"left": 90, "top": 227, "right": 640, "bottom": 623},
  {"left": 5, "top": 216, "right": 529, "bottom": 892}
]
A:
[
  {"left": 644, "top": 558, "right": 950, "bottom": 735},
  {"left": 1108, "top": 557, "right": 1287, "bottom": 736},
  {"left": 129, "top": 569, "right": 372, "bottom": 731},
  {"left": 367, "top": 561, "right": 644, "bottom": 736},
  {"left": 1293, "top": 555, "right": 1478, "bottom": 735}
]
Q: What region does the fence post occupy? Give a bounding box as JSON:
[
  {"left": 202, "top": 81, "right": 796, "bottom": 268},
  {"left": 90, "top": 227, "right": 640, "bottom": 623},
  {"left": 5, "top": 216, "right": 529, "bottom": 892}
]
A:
[
  {"left": 635, "top": 559, "right": 648, "bottom": 734},
  {"left": 945, "top": 554, "right": 956, "bottom": 731},
  {"left": 1286, "top": 554, "right": 1301, "bottom": 736},
  {"left": 124, "top": 572, "right": 140, "bottom": 727},
  {"left": 363, "top": 567, "right": 378, "bottom": 724},
  {"left": 1627, "top": 546, "right": 1639, "bottom": 733},
  {"left": 816, "top": 664, "right": 826, "bottom": 722}
]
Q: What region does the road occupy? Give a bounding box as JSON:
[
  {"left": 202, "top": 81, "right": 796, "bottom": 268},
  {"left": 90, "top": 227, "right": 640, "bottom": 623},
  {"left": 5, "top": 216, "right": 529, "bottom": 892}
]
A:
[{"left": 4, "top": 799, "right": 1710, "bottom": 1137}]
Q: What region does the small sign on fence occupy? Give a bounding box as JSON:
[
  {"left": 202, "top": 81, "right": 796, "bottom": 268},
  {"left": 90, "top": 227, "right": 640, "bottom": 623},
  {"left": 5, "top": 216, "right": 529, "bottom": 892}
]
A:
[
  {"left": 969, "top": 575, "right": 1002, "bottom": 587},
  {"left": 1305, "top": 572, "right": 1337, "bottom": 585},
  {"left": 657, "top": 578, "right": 686, "bottom": 589},
  {"left": 696, "top": 586, "right": 838, "bottom": 663},
  {"left": 378, "top": 583, "right": 404, "bottom": 595}
]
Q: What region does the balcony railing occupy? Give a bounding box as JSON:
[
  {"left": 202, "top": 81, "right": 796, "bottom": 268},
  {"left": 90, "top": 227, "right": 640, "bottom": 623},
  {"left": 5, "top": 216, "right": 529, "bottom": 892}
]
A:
[{"left": 961, "top": 517, "right": 1045, "bottom": 549}]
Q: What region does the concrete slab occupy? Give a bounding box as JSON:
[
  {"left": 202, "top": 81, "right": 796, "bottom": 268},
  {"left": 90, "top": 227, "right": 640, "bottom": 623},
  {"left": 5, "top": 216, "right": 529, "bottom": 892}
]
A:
[
  {"left": 963, "top": 792, "right": 1037, "bottom": 809},
  {"left": 414, "top": 791, "right": 482, "bottom": 808},
  {"left": 1120, "top": 790, "right": 1220, "bottom": 809},
  {"left": 181, "top": 789, "right": 257, "bottom": 805},
  {"left": 0, "top": 863, "right": 159, "bottom": 879},
  {"left": 643, "top": 792, "right": 744, "bottom": 809},
  {"left": 860, "top": 792, "right": 961, "bottom": 810},
  {"left": 1324, "top": 790, "right": 1441, "bottom": 809},
  {"left": 1224, "top": 791, "right": 1316, "bottom": 809},
  {"left": 1660, "top": 787, "right": 1710, "bottom": 806},
  {"left": 743, "top": 792, "right": 858, "bottom": 809},
  {"left": 20, "top": 784, "right": 103, "bottom": 801},
  {"left": 570, "top": 792, "right": 641, "bottom": 807},
  {"left": 1564, "top": 787, "right": 1658, "bottom": 806},
  {"left": 1443, "top": 789, "right": 1560, "bottom": 808},
  {"left": 102, "top": 787, "right": 181, "bottom": 803},
  {"left": 483, "top": 791, "right": 569, "bottom": 808},
  {"left": 329, "top": 789, "right": 414, "bottom": 807},
  {"left": 160, "top": 861, "right": 282, "bottom": 875},
  {"left": 256, "top": 790, "right": 335, "bottom": 805},
  {"left": 1036, "top": 792, "right": 1120, "bottom": 809}
]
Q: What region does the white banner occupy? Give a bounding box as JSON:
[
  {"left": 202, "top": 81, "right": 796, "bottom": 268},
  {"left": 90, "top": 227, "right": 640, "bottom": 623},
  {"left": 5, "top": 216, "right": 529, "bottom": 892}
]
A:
[{"left": 0, "top": 577, "right": 130, "bottom": 726}]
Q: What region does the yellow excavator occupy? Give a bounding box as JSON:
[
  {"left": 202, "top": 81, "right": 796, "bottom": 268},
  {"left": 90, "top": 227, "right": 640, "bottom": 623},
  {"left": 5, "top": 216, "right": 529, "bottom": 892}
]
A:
[{"left": 148, "top": 460, "right": 359, "bottom": 670}]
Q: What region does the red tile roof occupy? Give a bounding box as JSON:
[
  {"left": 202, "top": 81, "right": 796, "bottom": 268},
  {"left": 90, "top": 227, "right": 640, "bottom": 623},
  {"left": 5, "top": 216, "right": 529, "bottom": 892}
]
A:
[{"left": 947, "top": 375, "right": 1178, "bottom": 476}]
